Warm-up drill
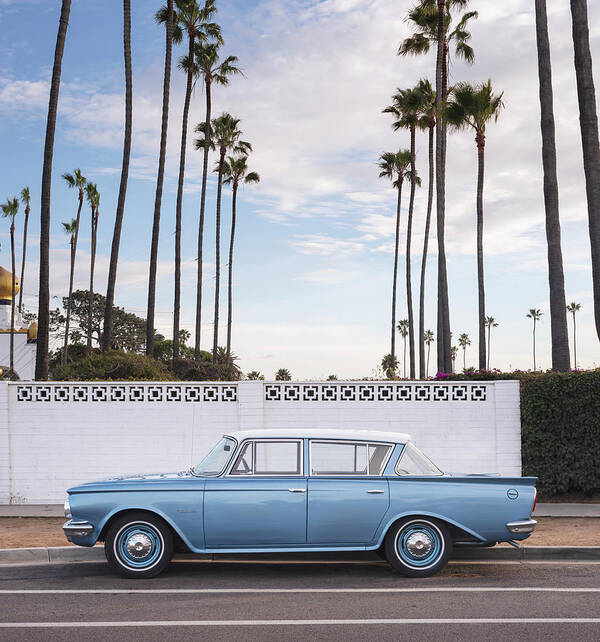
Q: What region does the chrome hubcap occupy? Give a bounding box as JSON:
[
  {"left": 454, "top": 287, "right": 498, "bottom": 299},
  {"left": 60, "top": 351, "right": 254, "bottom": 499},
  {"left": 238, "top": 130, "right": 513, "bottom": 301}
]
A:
[
  {"left": 405, "top": 531, "right": 432, "bottom": 558},
  {"left": 126, "top": 533, "right": 152, "bottom": 559}
]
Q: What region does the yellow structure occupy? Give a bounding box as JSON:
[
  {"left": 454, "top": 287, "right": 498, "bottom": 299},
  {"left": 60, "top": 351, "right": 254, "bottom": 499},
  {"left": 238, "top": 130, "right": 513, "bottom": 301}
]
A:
[{"left": 0, "top": 266, "right": 19, "bottom": 301}]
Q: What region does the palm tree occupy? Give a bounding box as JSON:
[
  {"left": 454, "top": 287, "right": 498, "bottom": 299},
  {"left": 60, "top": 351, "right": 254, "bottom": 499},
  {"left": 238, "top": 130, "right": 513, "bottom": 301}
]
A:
[
  {"left": 61, "top": 219, "right": 78, "bottom": 364},
  {"left": 275, "top": 368, "right": 291, "bottom": 381},
  {"left": 381, "top": 354, "right": 399, "bottom": 379},
  {"left": 397, "top": 319, "right": 409, "bottom": 378},
  {"left": 85, "top": 183, "right": 100, "bottom": 354},
  {"left": 169, "top": 0, "right": 222, "bottom": 360},
  {"left": 191, "top": 41, "right": 241, "bottom": 359},
  {"left": 446, "top": 80, "right": 504, "bottom": 372},
  {"left": 36, "top": 0, "right": 71, "bottom": 381},
  {"left": 222, "top": 154, "right": 260, "bottom": 357},
  {"left": 18, "top": 187, "right": 30, "bottom": 314},
  {"left": 399, "top": 0, "right": 477, "bottom": 374},
  {"left": 570, "top": 0, "right": 600, "bottom": 343},
  {"left": 103, "top": 0, "right": 132, "bottom": 352},
  {"left": 146, "top": 0, "right": 177, "bottom": 358},
  {"left": 566, "top": 302, "right": 581, "bottom": 369},
  {"left": 246, "top": 370, "right": 264, "bottom": 380},
  {"left": 484, "top": 316, "right": 499, "bottom": 370},
  {"left": 527, "top": 309, "right": 543, "bottom": 371},
  {"left": 534, "top": 0, "right": 571, "bottom": 372},
  {"left": 451, "top": 345, "right": 458, "bottom": 372},
  {"left": 1, "top": 197, "right": 19, "bottom": 378},
  {"left": 197, "top": 113, "right": 251, "bottom": 363},
  {"left": 458, "top": 332, "right": 471, "bottom": 371},
  {"left": 384, "top": 85, "right": 426, "bottom": 379},
  {"left": 424, "top": 329, "right": 435, "bottom": 377},
  {"left": 378, "top": 150, "right": 411, "bottom": 369}
]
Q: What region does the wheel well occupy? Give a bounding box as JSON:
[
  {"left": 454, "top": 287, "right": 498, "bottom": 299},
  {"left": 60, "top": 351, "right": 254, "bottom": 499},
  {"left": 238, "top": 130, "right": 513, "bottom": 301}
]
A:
[{"left": 383, "top": 515, "right": 479, "bottom": 544}]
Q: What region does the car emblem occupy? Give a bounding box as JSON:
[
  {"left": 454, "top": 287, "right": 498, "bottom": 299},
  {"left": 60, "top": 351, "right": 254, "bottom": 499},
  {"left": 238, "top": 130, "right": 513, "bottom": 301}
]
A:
[{"left": 507, "top": 488, "right": 519, "bottom": 500}]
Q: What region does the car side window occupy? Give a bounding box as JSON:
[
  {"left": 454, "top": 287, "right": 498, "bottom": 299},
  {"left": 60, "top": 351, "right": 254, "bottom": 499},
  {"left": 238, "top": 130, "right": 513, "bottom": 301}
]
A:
[
  {"left": 230, "top": 442, "right": 253, "bottom": 475},
  {"left": 310, "top": 441, "right": 393, "bottom": 475},
  {"left": 230, "top": 440, "right": 302, "bottom": 475}
]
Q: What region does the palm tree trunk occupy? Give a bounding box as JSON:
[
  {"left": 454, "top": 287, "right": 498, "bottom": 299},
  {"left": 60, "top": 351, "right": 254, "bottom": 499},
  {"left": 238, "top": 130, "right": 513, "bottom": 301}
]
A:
[
  {"left": 36, "top": 0, "right": 71, "bottom": 381},
  {"left": 426, "top": 342, "right": 430, "bottom": 378},
  {"left": 407, "top": 126, "right": 416, "bottom": 379},
  {"left": 487, "top": 325, "right": 491, "bottom": 370},
  {"left": 18, "top": 205, "right": 29, "bottom": 314},
  {"left": 476, "top": 136, "right": 486, "bottom": 371},
  {"left": 62, "top": 236, "right": 76, "bottom": 365},
  {"left": 87, "top": 208, "right": 97, "bottom": 354},
  {"left": 533, "top": 320, "right": 537, "bottom": 371},
  {"left": 226, "top": 183, "right": 238, "bottom": 356},
  {"left": 212, "top": 150, "right": 226, "bottom": 363},
  {"left": 535, "top": 0, "right": 571, "bottom": 371},
  {"left": 103, "top": 0, "right": 131, "bottom": 352},
  {"left": 173, "top": 27, "right": 194, "bottom": 361},
  {"left": 570, "top": 0, "right": 600, "bottom": 343},
  {"left": 195, "top": 79, "right": 212, "bottom": 359},
  {"left": 10, "top": 222, "right": 15, "bottom": 378},
  {"left": 391, "top": 181, "right": 403, "bottom": 364},
  {"left": 572, "top": 312, "right": 577, "bottom": 369},
  {"left": 463, "top": 347, "right": 466, "bottom": 371},
  {"left": 146, "top": 0, "right": 173, "bottom": 358},
  {"left": 419, "top": 123, "right": 434, "bottom": 379}
]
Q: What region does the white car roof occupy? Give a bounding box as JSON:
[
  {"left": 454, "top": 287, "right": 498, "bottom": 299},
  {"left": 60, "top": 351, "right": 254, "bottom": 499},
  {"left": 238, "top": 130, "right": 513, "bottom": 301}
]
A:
[{"left": 225, "top": 429, "right": 411, "bottom": 444}]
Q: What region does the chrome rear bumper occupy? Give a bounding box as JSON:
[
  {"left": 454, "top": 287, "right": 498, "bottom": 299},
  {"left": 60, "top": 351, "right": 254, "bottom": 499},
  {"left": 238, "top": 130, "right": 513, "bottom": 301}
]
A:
[
  {"left": 62, "top": 519, "right": 94, "bottom": 541},
  {"left": 506, "top": 519, "right": 537, "bottom": 534}
]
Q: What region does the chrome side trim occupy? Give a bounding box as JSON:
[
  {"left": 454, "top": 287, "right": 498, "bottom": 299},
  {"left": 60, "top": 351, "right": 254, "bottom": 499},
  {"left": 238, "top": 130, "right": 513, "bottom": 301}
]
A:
[
  {"left": 506, "top": 519, "right": 537, "bottom": 534},
  {"left": 62, "top": 519, "right": 94, "bottom": 541}
]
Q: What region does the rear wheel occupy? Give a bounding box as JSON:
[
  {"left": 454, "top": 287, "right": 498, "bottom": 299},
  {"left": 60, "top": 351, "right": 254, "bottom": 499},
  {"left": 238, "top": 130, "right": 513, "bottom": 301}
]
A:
[
  {"left": 385, "top": 517, "right": 450, "bottom": 577},
  {"left": 105, "top": 512, "right": 173, "bottom": 578}
]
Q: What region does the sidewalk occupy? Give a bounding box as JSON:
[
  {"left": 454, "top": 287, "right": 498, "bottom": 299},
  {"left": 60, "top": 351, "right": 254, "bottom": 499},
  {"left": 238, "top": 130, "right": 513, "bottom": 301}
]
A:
[{"left": 1, "top": 503, "right": 600, "bottom": 518}]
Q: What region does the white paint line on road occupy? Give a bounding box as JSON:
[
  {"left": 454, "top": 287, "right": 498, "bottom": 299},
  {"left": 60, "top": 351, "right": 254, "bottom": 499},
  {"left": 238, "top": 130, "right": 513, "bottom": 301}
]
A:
[
  {"left": 1, "top": 587, "right": 600, "bottom": 595},
  {"left": 1, "top": 618, "right": 600, "bottom": 628}
]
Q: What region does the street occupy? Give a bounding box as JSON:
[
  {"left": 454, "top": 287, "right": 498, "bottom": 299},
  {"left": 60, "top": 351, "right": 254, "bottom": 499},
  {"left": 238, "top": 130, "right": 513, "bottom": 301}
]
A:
[{"left": 1, "top": 556, "right": 599, "bottom": 640}]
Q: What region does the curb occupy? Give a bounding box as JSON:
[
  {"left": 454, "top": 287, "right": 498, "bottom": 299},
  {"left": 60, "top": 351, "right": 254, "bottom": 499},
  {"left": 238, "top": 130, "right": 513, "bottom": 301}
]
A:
[{"left": 1, "top": 545, "right": 600, "bottom": 566}]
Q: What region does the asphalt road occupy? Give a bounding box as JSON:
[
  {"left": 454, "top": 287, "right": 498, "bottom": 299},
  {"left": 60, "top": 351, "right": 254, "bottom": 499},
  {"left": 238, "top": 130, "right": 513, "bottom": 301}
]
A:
[{"left": 1, "top": 557, "right": 599, "bottom": 641}]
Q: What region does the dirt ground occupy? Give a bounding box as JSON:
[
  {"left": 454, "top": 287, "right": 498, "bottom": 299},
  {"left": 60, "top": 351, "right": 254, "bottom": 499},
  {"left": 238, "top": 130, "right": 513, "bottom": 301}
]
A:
[{"left": 0, "top": 517, "right": 599, "bottom": 550}]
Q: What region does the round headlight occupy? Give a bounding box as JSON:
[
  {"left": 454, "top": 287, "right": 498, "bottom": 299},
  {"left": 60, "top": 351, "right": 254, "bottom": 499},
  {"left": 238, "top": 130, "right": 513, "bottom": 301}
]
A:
[{"left": 64, "top": 497, "right": 72, "bottom": 519}]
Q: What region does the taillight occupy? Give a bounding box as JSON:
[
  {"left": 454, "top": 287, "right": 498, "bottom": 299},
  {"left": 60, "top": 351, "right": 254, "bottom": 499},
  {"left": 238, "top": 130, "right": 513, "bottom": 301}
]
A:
[{"left": 531, "top": 488, "right": 538, "bottom": 516}]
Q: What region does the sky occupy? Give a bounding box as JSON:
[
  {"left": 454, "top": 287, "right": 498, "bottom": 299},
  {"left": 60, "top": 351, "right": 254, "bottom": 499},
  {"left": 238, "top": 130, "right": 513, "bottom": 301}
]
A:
[{"left": 0, "top": 0, "right": 599, "bottom": 379}]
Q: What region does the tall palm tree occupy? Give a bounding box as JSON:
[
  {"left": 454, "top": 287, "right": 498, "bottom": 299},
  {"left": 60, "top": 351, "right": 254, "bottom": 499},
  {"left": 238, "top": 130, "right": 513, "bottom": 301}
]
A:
[
  {"left": 103, "top": 0, "right": 132, "bottom": 352},
  {"left": 527, "top": 309, "right": 543, "bottom": 371},
  {"left": 381, "top": 354, "right": 399, "bottom": 379},
  {"left": 458, "top": 332, "right": 470, "bottom": 371},
  {"left": 378, "top": 150, "right": 412, "bottom": 369},
  {"left": 424, "top": 329, "right": 435, "bottom": 377},
  {"left": 197, "top": 113, "right": 251, "bottom": 363},
  {"left": 397, "top": 319, "right": 409, "bottom": 378},
  {"left": 566, "top": 302, "right": 581, "bottom": 369},
  {"left": 534, "top": 0, "right": 571, "bottom": 372},
  {"left": 36, "top": 0, "right": 71, "bottom": 381},
  {"left": 446, "top": 80, "right": 504, "bottom": 372},
  {"left": 222, "top": 155, "right": 260, "bottom": 357},
  {"left": 484, "top": 316, "right": 498, "bottom": 370},
  {"left": 146, "top": 0, "right": 177, "bottom": 358},
  {"left": 18, "top": 187, "right": 30, "bottom": 314},
  {"left": 569, "top": 0, "right": 600, "bottom": 343},
  {"left": 451, "top": 345, "right": 458, "bottom": 372},
  {"left": 1, "top": 197, "right": 19, "bottom": 378},
  {"left": 61, "top": 219, "right": 78, "bottom": 364},
  {"left": 384, "top": 85, "right": 426, "bottom": 379},
  {"left": 400, "top": 0, "right": 477, "bottom": 374},
  {"left": 191, "top": 42, "right": 241, "bottom": 359},
  {"left": 170, "top": 0, "right": 222, "bottom": 360},
  {"left": 85, "top": 183, "right": 100, "bottom": 354}
]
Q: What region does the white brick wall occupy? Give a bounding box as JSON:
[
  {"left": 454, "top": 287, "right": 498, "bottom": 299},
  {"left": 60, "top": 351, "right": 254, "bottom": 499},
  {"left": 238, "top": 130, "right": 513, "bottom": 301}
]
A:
[{"left": 0, "top": 380, "right": 522, "bottom": 504}]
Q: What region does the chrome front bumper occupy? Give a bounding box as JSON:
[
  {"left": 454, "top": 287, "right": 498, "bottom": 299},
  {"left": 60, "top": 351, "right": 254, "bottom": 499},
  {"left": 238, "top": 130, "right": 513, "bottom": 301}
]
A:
[
  {"left": 506, "top": 519, "right": 537, "bottom": 534},
  {"left": 62, "top": 519, "right": 94, "bottom": 541}
]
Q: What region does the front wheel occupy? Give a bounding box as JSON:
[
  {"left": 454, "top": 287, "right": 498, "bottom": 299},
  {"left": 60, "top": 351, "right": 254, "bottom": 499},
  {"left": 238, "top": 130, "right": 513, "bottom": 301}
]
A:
[
  {"left": 385, "top": 517, "right": 450, "bottom": 577},
  {"left": 105, "top": 512, "right": 173, "bottom": 578}
]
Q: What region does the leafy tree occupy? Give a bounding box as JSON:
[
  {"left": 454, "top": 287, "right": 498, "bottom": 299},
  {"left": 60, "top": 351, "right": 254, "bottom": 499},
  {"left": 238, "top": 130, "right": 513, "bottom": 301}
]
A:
[
  {"left": 424, "top": 329, "right": 435, "bottom": 377},
  {"left": 381, "top": 354, "right": 398, "bottom": 379},
  {"left": 458, "top": 332, "right": 471, "bottom": 371},
  {"left": 85, "top": 183, "right": 100, "bottom": 355},
  {"left": 527, "top": 309, "right": 544, "bottom": 371},
  {"left": 484, "top": 316, "right": 499, "bottom": 370},
  {"left": 153, "top": 330, "right": 197, "bottom": 364},
  {"left": 1, "top": 197, "right": 19, "bottom": 377},
  {"left": 222, "top": 154, "right": 260, "bottom": 357},
  {"left": 566, "top": 302, "right": 581, "bottom": 369},
  {"left": 37, "top": 0, "right": 72, "bottom": 381},
  {"left": 18, "top": 187, "right": 30, "bottom": 314},
  {"left": 397, "top": 319, "right": 409, "bottom": 378},
  {"left": 446, "top": 80, "right": 504, "bottom": 371},
  {"left": 275, "top": 368, "right": 291, "bottom": 381},
  {"left": 247, "top": 370, "right": 264, "bottom": 380}
]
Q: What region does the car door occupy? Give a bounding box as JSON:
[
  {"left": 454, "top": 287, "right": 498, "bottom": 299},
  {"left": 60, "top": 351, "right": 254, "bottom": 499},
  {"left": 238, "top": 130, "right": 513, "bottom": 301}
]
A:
[
  {"left": 204, "top": 439, "right": 307, "bottom": 548},
  {"left": 307, "top": 441, "right": 391, "bottom": 546}
]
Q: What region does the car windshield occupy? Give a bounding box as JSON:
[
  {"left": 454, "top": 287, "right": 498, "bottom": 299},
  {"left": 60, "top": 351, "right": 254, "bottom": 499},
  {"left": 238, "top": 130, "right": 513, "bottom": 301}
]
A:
[
  {"left": 395, "top": 442, "right": 443, "bottom": 476},
  {"left": 192, "top": 437, "right": 236, "bottom": 476}
]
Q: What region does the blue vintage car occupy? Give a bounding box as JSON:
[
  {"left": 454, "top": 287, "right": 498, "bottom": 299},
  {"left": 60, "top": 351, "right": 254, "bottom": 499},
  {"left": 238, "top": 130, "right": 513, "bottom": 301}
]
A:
[{"left": 63, "top": 429, "right": 537, "bottom": 578}]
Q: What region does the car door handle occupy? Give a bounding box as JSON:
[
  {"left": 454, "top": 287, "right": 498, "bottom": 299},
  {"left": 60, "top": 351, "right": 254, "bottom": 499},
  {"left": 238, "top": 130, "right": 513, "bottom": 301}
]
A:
[
  {"left": 288, "top": 488, "right": 306, "bottom": 493},
  {"left": 367, "top": 490, "right": 384, "bottom": 494}
]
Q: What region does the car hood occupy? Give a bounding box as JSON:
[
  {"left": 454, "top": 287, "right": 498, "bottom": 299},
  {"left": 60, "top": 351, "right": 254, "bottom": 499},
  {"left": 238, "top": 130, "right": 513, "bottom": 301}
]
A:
[{"left": 67, "top": 469, "right": 194, "bottom": 493}]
